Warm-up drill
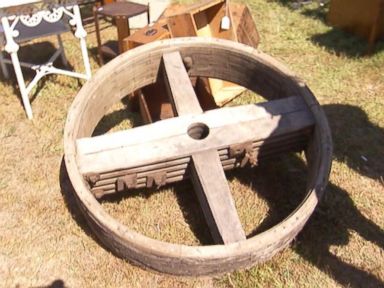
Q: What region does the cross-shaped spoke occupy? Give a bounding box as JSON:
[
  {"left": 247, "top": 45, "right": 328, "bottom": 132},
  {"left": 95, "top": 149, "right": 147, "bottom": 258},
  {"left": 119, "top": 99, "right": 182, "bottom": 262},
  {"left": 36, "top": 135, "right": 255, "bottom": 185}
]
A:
[
  {"left": 75, "top": 51, "right": 315, "bottom": 244},
  {"left": 163, "top": 51, "right": 244, "bottom": 243}
]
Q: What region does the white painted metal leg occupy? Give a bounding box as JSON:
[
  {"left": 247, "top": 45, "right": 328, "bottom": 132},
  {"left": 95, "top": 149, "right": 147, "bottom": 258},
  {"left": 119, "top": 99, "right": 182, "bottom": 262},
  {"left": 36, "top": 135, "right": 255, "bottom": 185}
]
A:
[
  {"left": 10, "top": 51, "right": 33, "bottom": 119},
  {"left": 1, "top": 16, "right": 33, "bottom": 119},
  {"left": 57, "top": 34, "right": 68, "bottom": 67},
  {"left": 79, "top": 37, "right": 91, "bottom": 79},
  {"left": 72, "top": 5, "right": 91, "bottom": 79},
  {"left": 0, "top": 4, "right": 92, "bottom": 119}
]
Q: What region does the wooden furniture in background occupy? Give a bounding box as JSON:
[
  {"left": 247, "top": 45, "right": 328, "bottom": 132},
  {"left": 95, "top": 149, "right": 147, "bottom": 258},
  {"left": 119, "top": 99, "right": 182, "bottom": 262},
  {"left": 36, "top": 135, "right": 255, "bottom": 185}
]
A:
[
  {"left": 122, "top": 21, "right": 170, "bottom": 50},
  {"left": 123, "top": 0, "right": 260, "bottom": 122},
  {"left": 165, "top": 0, "right": 259, "bottom": 106},
  {"left": 328, "top": 0, "right": 384, "bottom": 52},
  {"left": 162, "top": 0, "right": 259, "bottom": 48},
  {"left": 94, "top": 1, "right": 149, "bottom": 64},
  {"left": 0, "top": 1, "right": 91, "bottom": 119}
]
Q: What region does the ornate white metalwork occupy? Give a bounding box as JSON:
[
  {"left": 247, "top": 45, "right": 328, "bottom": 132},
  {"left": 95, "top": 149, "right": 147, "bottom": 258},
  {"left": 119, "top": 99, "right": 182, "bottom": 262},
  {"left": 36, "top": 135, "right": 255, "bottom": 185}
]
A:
[
  {"left": 19, "top": 12, "right": 42, "bottom": 26},
  {"left": 19, "top": 6, "right": 65, "bottom": 27},
  {"left": 0, "top": 1, "right": 91, "bottom": 119}
]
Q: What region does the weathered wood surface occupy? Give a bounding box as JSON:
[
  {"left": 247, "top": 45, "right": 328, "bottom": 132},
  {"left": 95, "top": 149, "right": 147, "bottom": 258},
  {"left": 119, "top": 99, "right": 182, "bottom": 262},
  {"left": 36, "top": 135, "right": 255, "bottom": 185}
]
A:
[
  {"left": 162, "top": 51, "right": 203, "bottom": 115},
  {"left": 163, "top": 51, "right": 245, "bottom": 244},
  {"left": 138, "top": 91, "right": 153, "bottom": 124},
  {"left": 64, "top": 38, "right": 332, "bottom": 276},
  {"left": 89, "top": 132, "right": 311, "bottom": 197},
  {"left": 79, "top": 52, "right": 312, "bottom": 245},
  {"left": 191, "top": 150, "right": 246, "bottom": 244},
  {"left": 76, "top": 96, "right": 314, "bottom": 175},
  {"left": 231, "top": 3, "right": 260, "bottom": 48}
]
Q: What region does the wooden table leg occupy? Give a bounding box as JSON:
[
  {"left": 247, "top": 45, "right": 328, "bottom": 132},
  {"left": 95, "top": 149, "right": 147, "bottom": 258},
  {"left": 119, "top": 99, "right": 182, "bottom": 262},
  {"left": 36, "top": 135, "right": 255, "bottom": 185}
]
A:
[
  {"left": 367, "top": 1, "right": 383, "bottom": 55},
  {"left": 147, "top": 4, "right": 150, "bottom": 24},
  {"left": 116, "top": 16, "right": 130, "bottom": 54},
  {"left": 94, "top": 6, "right": 104, "bottom": 65}
]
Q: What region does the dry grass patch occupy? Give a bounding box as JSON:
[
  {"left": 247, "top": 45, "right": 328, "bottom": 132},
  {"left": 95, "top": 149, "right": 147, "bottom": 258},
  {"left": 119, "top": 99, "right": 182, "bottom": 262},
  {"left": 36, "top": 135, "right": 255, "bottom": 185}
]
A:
[{"left": 0, "top": 0, "right": 383, "bottom": 287}]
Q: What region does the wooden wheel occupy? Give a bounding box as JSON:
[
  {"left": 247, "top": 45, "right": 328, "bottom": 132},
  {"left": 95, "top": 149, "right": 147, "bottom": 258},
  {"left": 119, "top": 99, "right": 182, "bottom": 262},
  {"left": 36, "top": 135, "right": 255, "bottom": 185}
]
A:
[{"left": 64, "top": 38, "right": 332, "bottom": 276}]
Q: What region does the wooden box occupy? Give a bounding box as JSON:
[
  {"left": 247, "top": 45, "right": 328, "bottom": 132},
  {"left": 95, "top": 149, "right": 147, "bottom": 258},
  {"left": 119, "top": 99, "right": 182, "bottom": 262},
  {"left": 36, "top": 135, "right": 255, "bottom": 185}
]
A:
[
  {"left": 328, "top": 0, "right": 384, "bottom": 48},
  {"left": 122, "top": 21, "right": 170, "bottom": 51},
  {"left": 165, "top": 0, "right": 259, "bottom": 105},
  {"left": 123, "top": 0, "right": 260, "bottom": 122}
]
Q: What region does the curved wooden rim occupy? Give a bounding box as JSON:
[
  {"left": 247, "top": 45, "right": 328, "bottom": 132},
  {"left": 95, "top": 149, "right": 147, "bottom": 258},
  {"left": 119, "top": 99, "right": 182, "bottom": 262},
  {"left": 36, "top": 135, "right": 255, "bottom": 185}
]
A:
[{"left": 64, "top": 37, "right": 332, "bottom": 275}]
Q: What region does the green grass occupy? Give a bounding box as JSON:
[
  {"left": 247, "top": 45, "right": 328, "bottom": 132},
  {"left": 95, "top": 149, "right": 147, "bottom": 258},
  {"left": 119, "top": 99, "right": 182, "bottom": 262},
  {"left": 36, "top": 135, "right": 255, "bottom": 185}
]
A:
[{"left": 0, "top": 1, "right": 383, "bottom": 287}]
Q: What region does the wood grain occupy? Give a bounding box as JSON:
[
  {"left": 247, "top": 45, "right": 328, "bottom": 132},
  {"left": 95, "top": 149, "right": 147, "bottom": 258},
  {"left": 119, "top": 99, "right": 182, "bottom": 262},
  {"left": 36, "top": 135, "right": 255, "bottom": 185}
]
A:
[{"left": 191, "top": 150, "right": 246, "bottom": 244}]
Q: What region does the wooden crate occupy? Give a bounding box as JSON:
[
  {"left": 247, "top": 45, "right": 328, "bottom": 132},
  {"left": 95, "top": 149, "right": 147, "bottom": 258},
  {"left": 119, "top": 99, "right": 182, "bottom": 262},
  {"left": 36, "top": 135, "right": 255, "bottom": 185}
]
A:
[
  {"left": 166, "top": 0, "right": 259, "bottom": 105},
  {"left": 123, "top": 0, "right": 260, "bottom": 121},
  {"left": 328, "top": 0, "right": 384, "bottom": 49},
  {"left": 231, "top": 2, "right": 260, "bottom": 48}
]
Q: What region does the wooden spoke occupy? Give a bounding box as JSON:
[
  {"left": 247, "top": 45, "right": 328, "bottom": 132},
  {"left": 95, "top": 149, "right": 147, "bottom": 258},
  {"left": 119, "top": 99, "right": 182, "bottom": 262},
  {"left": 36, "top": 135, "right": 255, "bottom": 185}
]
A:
[
  {"left": 191, "top": 150, "right": 246, "bottom": 244},
  {"left": 162, "top": 54, "right": 244, "bottom": 243},
  {"left": 162, "top": 51, "right": 203, "bottom": 115}
]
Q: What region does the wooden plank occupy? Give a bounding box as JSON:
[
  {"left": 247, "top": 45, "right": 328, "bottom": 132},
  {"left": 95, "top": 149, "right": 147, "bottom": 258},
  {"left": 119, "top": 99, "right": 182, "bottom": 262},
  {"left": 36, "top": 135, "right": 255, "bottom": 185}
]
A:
[
  {"left": 77, "top": 96, "right": 308, "bottom": 155},
  {"left": 194, "top": 77, "right": 217, "bottom": 110},
  {"left": 162, "top": 51, "right": 203, "bottom": 115},
  {"left": 230, "top": 3, "right": 259, "bottom": 48},
  {"left": 76, "top": 97, "right": 314, "bottom": 175},
  {"left": 191, "top": 150, "right": 246, "bottom": 244},
  {"left": 91, "top": 135, "right": 310, "bottom": 196},
  {"left": 138, "top": 92, "right": 153, "bottom": 124},
  {"left": 167, "top": 13, "right": 197, "bottom": 38},
  {"left": 90, "top": 133, "right": 306, "bottom": 188},
  {"left": 87, "top": 128, "right": 311, "bottom": 187},
  {"left": 141, "top": 80, "right": 175, "bottom": 121}
]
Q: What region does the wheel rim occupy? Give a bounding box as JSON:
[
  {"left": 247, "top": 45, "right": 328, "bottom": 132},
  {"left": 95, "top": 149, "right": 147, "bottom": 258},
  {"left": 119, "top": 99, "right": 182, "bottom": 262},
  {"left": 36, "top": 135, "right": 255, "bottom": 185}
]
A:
[{"left": 64, "top": 37, "right": 332, "bottom": 276}]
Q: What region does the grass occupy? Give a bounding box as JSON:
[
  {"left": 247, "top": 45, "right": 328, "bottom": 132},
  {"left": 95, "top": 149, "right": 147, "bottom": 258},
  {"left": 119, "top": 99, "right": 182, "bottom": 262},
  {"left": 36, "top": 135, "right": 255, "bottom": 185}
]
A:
[{"left": 0, "top": 0, "right": 383, "bottom": 287}]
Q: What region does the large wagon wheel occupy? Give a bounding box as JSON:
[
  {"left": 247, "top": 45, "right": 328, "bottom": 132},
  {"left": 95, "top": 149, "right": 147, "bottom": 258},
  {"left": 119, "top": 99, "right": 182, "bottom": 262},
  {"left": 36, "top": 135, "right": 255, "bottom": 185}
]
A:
[{"left": 64, "top": 38, "right": 332, "bottom": 276}]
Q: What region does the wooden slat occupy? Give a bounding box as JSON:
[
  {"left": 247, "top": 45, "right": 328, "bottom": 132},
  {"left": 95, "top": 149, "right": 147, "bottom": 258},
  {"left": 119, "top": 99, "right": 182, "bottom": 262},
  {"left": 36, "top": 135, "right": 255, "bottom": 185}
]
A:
[
  {"left": 91, "top": 130, "right": 310, "bottom": 188},
  {"left": 77, "top": 96, "right": 308, "bottom": 154},
  {"left": 167, "top": 13, "right": 197, "bottom": 38},
  {"left": 90, "top": 134, "right": 310, "bottom": 196},
  {"left": 162, "top": 51, "right": 203, "bottom": 115},
  {"left": 138, "top": 92, "right": 153, "bottom": 124},
  {"left": 191, "top": 150, "right": 246, "bottom": 244},
  {"left": 76, "top": 96, "right": 314, "bottom": 175}
]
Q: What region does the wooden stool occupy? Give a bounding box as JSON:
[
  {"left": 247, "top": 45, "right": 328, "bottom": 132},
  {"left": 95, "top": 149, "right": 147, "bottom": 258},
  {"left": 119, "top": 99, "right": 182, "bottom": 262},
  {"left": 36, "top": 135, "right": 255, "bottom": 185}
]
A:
[
  {"left": 94, "top": 1, "right": 150, "bottom": 65},
  {"left": 122, "top": 21, "right": 170, "bottom": 51}
]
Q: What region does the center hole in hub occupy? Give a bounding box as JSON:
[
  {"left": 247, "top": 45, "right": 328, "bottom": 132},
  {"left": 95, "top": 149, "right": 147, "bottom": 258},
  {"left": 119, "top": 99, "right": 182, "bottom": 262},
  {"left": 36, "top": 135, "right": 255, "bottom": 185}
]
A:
[{"left": 187, "top": 123, "right": 209, "bottom": 140}]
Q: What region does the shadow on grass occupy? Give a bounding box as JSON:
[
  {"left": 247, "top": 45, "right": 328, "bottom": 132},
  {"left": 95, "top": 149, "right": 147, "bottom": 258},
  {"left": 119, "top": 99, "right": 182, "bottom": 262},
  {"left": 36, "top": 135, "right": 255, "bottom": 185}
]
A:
[
  {"left": 232, "top": 153, "right": 383, "bottom": 287},
  {"left": 1, "top": 41, "right": 80, "bottom": 105},
  {"left": 272, "top": 0, "right": 384, "bottom": 57},
  {"left": 92, "top": 100, "right": 142, "bottom": 136},
  {"left": 88, "top": 40, "right": 118, "bottom": 66},
  {"left": 32, "top": 279, "right": 67, "bottom": 288},
  {"left": 59, "top": 156, "right": 213, "bottom": 247},
  {"left": 311, "top": 29, "right": 384, "bottom": 58},
  {"left": 231, "top": 103, "right": 384, "bottom": 287},
  {"left": 59, "top": 158, "right": 97, "bottom": 241},
  {"left": 324, "top": 104, "right": 384, "bottom": 181},
  {"left": 273, "top": 0, "right": 329, "bottom": 22}
]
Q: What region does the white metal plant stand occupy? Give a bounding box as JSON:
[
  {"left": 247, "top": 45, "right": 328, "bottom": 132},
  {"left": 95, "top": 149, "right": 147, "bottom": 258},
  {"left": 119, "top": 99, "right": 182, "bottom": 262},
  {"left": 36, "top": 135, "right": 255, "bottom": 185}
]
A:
[{"left": 0, "top": 1, "right": 92, "bottom": 119}]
